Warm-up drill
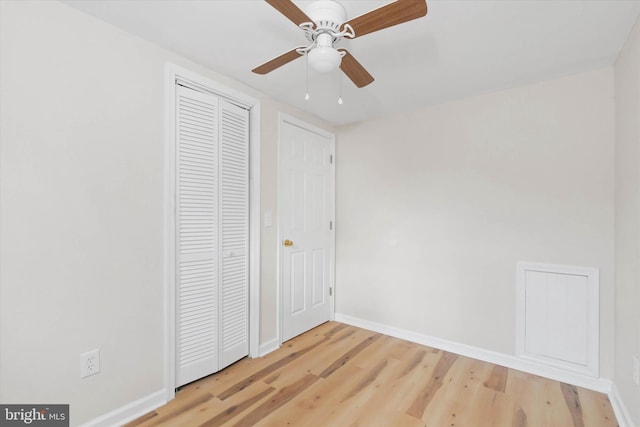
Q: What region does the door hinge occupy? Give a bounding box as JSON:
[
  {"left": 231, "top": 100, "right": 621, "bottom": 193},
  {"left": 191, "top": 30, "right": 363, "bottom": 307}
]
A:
[
  {"left": 329, "top": 287, "right": 333, "bottom": 296},
  {"left": 329, "top": 154, "right": 333, "bottom": 164},
  {"left": 329, "top": 220, "right": 333, "bottom": 231}
]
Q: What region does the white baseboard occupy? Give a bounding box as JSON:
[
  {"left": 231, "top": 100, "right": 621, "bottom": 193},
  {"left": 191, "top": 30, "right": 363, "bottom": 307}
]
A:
[
  {"left": 79, "top": 389, "right": 166, "bottom": 427},
  {"left": 334, "top": 313, "right": 612, "bottom": 393},
  {"left": 609, "top": 383, "right": 637, "bottom": 427},
  {"left": 259, "top": 337, "right": 280, "bottom": 357}
]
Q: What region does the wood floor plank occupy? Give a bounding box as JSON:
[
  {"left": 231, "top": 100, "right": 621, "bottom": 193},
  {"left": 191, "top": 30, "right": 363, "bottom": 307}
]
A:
[
  {"left": 387, "top": 336, "right": 426, "bottom": 361},
  {"left": 192, "top": 381, "right": 276, "bottom": 427},
  {"left": 484, "top": 364, "right": 509, "bottom": 393},
  {"left": 513, "top": 407, "right": 528, "bottom": 427},
  {"left": 318, "top": 333, "right": 381, "bottom": 378},
  {"left": 198, "top": 386, "right": 274, "bottom": 427},
  {"left": 352, "top": 345, "right": 442, "bottom": 422},
  {"left": 546, "top": 379, "right": 579, "bottom": 426},
  {"left": 260, "top": 330, "right": 398, "bottom": 427},
  {"left": 508, "top": 370, "right": 578, "bottom": 426},
  {"left": 340, "top": 358, "right": 388, "bottom": 403},
  {"left": 577, "top": 385, "right": 618, "bottom": 427},
  {"left": 271, "top": 326, "right": 372, "bottom": 384},
  {"left": 254, "top": 362, "right": 366, "bottom": 426},
  {"left": 505, "top": 368, "right": 558, "bottom": 426},
  {"left": 398, "top": 348, "right": 428, "bottom": 379},
  {"left": 419, "top": 356, "right": 499, "bottom": 426},
  {"left": 190, "top": 326, "right": 330, "bottom": 396},
  {"left": 406, "top": 350, "right": 458, "bottom": 418},
  {"left": 140, "top": 322, "right": 619, "bottom": 427},
  {"left": 123, "top": 410, "right": 158, "bottom": 426},
  {"left": 463, "top": 376, "right": 518, "bottom": 427},
  {"left": 303, "top": 357, "right": 404, "bottom": 427},
  {"left": 216, "top": 336, "right": 328, "bottom": 400},
  {"left": 148, "top": 395, "right": 226, "bottom": 427},
  {"left": 126, "top": 389, "right": 215, "bottom": 427},
  {"left": 258, "top": 335, "right": 414, "bottom": 426},
  {"left": 561, "top": 382, "right": 585, "bottom": 427},
  {"left": 232, "top": 373, "right": 319, "bottom": 426}
]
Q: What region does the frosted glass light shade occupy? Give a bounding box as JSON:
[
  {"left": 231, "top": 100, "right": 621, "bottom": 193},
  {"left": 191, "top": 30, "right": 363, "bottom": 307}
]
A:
[{"left": 308, "top": 47, "right": 342, "bottom": 73}]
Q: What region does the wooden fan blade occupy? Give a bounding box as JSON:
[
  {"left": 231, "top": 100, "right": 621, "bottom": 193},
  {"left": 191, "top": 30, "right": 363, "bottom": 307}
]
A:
[
  {"left": 342, "top": 0, "right": 427, "bottom": 38},
  {"left": 252, "top": 48, "right": 304, "bottom": 74},
  {"left": 338, "top": 50, "right": 374, "bottom": 88},
  {"left": 265, "top": 0, "right": 315, "bottom": 27}
]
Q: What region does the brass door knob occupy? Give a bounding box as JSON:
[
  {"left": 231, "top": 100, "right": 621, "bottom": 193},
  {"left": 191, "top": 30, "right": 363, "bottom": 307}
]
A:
[{"left": 283, "top": 239, "right": 294, "bottom": 247}]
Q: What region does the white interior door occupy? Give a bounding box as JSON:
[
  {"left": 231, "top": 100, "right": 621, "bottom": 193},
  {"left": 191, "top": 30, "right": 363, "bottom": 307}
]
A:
[{"left": 279, "top": 117, "right": 335, "bottom": 342}]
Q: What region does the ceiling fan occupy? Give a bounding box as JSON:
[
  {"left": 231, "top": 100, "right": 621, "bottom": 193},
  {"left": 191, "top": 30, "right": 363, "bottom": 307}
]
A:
[{"left": 252, "top": 0, "right": 428, "bottom": 88}]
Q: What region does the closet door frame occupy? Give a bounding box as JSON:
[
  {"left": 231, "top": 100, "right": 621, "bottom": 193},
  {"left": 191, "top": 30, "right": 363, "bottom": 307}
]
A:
[{"left": 164, "top": 63, "right": 261, "bottom": 401}]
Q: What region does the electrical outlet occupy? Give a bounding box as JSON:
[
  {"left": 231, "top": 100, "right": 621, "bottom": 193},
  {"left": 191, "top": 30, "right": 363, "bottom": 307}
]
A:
[
  {"left": 80, "top": 349, "right": 100, "bottom": 378},
  {"left": 633, "top": 356, "right": 640, "bottom": 386}
]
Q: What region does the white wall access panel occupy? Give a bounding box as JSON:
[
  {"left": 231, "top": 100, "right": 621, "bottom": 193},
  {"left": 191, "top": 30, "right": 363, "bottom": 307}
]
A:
[{"left": 516, "top": 262, "right": 599, "bottom": 377}]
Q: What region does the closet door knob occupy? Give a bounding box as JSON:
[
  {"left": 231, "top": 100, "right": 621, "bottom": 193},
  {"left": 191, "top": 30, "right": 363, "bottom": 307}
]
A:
[{"left": 283, "top": 239, "right": 294, "bottom": 247}]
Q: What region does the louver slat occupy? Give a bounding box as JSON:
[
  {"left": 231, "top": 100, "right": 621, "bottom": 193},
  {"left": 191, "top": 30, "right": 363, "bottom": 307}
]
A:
[
  {"left": 176, "top": 86, "right": 219, "bottom": 387},
  {"left": 218, "top": 100, "right": 250, "bottom": 369}
]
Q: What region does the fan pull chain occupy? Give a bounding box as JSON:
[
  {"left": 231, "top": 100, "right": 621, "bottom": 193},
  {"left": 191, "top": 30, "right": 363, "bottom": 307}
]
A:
[
  {"left": 305, "top": 53, "right": 310, "bottom": 101},
  {"left": 337, "top": 69, "right": 343, "bottom": 105}
]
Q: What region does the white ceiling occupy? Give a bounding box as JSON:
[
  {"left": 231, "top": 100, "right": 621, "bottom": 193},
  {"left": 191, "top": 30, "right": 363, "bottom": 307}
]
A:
[{"left": 63, "top": 0, "right": 640, "bottom": 126}]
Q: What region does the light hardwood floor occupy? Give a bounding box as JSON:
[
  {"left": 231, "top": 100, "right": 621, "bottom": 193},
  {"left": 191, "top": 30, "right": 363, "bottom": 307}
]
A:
[{"left": 126, "top": 322, "right": 617, "bottom": 426}]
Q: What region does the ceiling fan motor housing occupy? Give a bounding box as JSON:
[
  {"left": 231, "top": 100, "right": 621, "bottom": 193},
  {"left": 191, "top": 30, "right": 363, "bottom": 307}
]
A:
[{"left": 305, "top": 0, "right": 347, "bottom": 33}]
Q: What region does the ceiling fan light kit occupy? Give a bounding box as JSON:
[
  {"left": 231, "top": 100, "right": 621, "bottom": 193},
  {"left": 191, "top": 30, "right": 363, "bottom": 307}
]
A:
[
  {"left": 254, "top": 0, "right": 428, "bottom": 89},
  {"left": 307, "top": 33, "right": 346, "bottom": 73},
  {"left": 307, "top": 46, "right": 342, "bottom": 73}
]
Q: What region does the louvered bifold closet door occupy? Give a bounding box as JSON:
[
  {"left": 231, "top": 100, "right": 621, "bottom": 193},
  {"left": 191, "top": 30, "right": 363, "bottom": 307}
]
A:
[
  {"left": 218, "top": 99, "right": 250, "bottom": 369},
  {"left": 176, "top": 86, "right": 219, "bottom": 387}
]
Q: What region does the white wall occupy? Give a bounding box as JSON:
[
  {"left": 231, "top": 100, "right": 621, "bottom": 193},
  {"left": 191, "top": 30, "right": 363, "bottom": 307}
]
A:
[
  {"left": 614, "top": 15, "right": 640, "bottom": 426},
  {"left": 0, "top": 1, "right": 331, "bottom": 424},
  {"left": 335, "top": 68, "right": 616, "bottom": 379}
]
